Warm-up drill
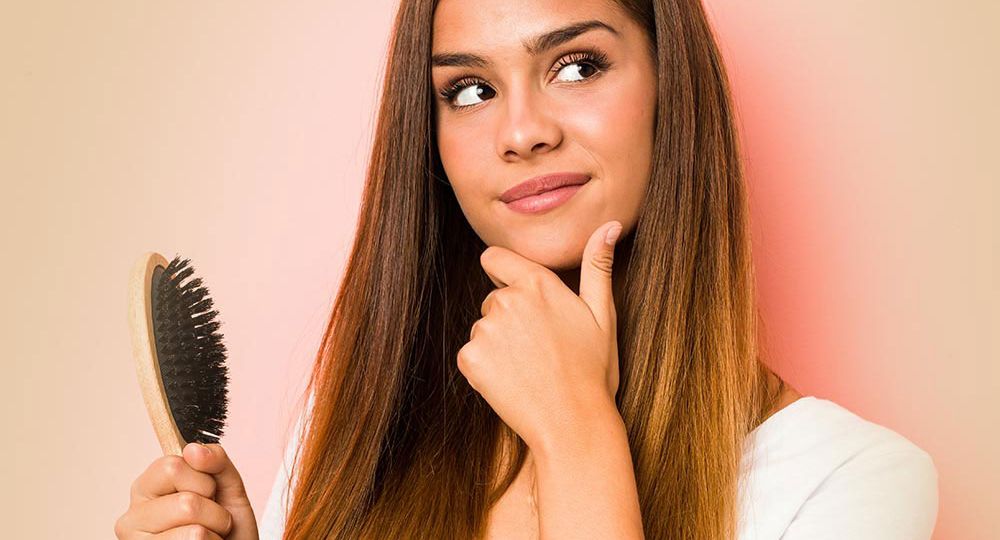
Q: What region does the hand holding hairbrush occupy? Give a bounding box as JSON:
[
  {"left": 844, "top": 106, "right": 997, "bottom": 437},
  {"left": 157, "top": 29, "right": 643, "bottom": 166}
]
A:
[{"left": 115, "top": 252, "right": 259, "bottom": 539}]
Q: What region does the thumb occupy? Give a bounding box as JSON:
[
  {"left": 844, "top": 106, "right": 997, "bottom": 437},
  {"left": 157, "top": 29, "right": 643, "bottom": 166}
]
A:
[
  {"left": 183, "top": 442, "right": 253, "bottom": 508},
  {"left": 578, "top": 220, "right": 622, "bottom": 334}
]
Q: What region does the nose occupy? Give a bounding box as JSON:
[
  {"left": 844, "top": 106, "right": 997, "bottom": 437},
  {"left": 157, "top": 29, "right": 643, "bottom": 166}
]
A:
[{"left": 494, "top": 83, "right": 563, "bottom": 161}]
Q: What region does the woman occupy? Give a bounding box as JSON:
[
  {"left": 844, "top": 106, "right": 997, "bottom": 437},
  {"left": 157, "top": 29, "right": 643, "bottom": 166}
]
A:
[{"left": 116, "top": 0, "right": 939, "bottom": 538}]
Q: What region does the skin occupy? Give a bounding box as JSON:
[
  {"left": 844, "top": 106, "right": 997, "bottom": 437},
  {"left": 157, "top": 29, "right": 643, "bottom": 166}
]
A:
[{"left": 432, "top": 1, "right": 802, "bottom": 537}]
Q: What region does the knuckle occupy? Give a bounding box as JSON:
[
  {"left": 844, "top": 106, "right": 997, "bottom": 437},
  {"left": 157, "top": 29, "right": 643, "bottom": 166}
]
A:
[
  {"left": 162, "top": 455, "right": 185, "bottom": 479},
  {"left": 527, "top": 271, "right": 551, "bottom": 291},
  {"left": 481, "top": 290, "right": 495, "bottom": 310},
  {"left": 113, "top": 514, "right": 127, "bottom": 538},
  {"left": 493, "top": 288, "right": 512, "bottom": 308},
  {"left": 485, "top": 288, "right": 512, "bottom": 313},
  {"left": 473, "top": 317, "right": 490, "bottom": 332},
  {"left": 176, "top": 491, "right": 202, "bottom": 519},
  {"left": 474, "top": 319, "right": 494, "bottom": 341},
  {"left": 476, "top": 318, "right": 494, "bottom": 334},
  {"left": 456, "top": 345, "right": 476, "bottom": 375}
]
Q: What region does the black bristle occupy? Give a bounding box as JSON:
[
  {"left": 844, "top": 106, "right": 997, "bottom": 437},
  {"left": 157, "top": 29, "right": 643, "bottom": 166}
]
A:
[{"left": 150, "top": 255, "right": 229, "bottom": 445}]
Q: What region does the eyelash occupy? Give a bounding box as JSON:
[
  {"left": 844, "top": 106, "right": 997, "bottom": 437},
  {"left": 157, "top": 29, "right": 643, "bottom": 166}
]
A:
[{"left": 437, "top": 47, "right": 612, "bottom": 111}]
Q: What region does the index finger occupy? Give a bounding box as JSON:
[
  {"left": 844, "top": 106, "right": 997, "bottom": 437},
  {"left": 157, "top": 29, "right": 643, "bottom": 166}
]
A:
[
  {"left": 131, "top": 453, "right": 217, "bottom": 504},
  {"left": 480, "top": 246, "right": 551, "bottom": 289}
]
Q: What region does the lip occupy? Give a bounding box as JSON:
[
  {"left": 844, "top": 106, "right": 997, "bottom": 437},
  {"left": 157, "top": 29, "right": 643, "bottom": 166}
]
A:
[
  {"left": 499, "top": 172, "right": 592, "bottom": 204},
  {"left": 503, "top": 183, "right": 587, "bottom": 214}
]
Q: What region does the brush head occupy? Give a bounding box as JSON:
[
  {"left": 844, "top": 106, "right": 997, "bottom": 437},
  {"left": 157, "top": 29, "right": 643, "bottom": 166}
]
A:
[{"left": 150, "top": 255, "right": 230, "bottom": 445}]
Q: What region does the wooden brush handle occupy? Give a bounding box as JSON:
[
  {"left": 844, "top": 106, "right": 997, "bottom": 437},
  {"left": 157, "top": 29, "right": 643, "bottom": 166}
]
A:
[{"left": 128, "top": 251, "right": 186, "bottom": 456}]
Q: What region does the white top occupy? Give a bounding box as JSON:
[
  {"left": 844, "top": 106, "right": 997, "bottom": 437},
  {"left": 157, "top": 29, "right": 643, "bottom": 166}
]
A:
[
  {"left": 259, "top": 395, "right": 939, "bottom": 539},
  {"left": 736, "top": 396, "right": 938, "bottom": 539}
]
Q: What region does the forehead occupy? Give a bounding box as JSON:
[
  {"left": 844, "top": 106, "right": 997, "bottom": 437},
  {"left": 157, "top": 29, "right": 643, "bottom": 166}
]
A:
[{"left": 432, "top": 0, "right": 627, "bottom": 51}]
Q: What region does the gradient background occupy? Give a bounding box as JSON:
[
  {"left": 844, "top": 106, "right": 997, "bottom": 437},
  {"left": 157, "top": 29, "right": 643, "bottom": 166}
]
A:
[{"left": 1, "top": 1, "right": 995, "bottom": 538}]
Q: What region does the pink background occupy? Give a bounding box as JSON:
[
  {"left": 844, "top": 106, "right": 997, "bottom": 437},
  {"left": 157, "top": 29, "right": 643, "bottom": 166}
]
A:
[{"left": 2, "top": 1, "right": 995, "bottom": 538}]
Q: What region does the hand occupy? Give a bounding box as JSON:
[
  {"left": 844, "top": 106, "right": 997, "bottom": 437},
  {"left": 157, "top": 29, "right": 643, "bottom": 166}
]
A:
[
  {"left": 115, "top": 442, "right": 259, "bottom": 539},
  {"left": 457, "top": 220, "right": 624, "bottom": 451}
]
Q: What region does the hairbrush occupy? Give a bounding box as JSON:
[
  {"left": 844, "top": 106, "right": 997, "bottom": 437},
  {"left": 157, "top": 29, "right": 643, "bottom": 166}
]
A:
[{"left": 127, "top": 252, "right": 230, "bottom": 456}]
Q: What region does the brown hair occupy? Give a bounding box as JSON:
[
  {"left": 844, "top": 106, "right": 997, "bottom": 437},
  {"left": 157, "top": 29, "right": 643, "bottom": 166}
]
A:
[{"left": 281, "top": 0, "right": 783, "bottom": 537}]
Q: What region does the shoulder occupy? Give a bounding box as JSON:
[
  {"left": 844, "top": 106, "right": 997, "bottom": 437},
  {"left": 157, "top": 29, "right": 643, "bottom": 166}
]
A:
[{"left": 738, "top": 396, "right": 939, "bottom": 539}]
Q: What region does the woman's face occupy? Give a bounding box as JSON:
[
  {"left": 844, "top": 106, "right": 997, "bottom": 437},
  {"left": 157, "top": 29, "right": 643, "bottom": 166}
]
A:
[{"left": 431, "top": 0, "right": 657, "bottom": 272}]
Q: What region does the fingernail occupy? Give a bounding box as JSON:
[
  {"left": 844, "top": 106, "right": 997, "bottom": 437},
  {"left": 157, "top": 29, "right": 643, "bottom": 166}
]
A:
[
  {"left": 605, "top": 223, "right": 623, "bottom": 246},
  {"left": 195, "top": 442, "right": 210, "bottom": 457}
]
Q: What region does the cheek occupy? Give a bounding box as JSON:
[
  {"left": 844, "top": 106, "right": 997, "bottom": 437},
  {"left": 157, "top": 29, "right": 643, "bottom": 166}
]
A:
[
  {"left": 436, "top": 122, "right": 499, "bottom": 234},
  {"left": 437, "top": 124, "right": 467, "bottom": 178},
  {"left": 437, "top": 123, "right": 487, "bottom": 196},
  {"left": 565, "top": 77, "right": 656, "bottom": 196},
  {"left": 437, "top": 108, "right": 501, "bottom": 165},
  {"left": 570, "top": 76, "right": 654, "bottom": 155}
]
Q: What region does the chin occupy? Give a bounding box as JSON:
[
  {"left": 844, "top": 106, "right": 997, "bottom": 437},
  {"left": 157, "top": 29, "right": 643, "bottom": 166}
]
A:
[
  {"left": 478, "top": 221, "right": 590, "bottom": 269},
  {"left": 508, "top": 243, "right": 583, "bottom": 273}
]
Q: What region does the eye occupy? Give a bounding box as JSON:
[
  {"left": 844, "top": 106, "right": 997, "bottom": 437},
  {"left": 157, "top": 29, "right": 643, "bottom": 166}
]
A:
[
  {"left": 551, "top": 48, "right": 611, "bottom": 83},
  {"left": 439, "top": 77, "right": 497, "bottom": 109}
]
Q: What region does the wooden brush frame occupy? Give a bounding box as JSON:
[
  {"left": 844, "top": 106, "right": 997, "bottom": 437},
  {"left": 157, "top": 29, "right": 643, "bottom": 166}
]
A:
[{"left": 128, "top": 251, "right": 186, "bottom": 456}]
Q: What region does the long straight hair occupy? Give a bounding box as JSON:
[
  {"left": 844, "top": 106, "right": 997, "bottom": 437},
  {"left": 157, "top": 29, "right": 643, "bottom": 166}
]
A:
[{"left": 281, "top": 0, "right": 783, "bottom": 537}]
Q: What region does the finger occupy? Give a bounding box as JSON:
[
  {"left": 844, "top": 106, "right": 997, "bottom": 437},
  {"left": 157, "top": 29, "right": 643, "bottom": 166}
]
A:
[
  {"left": 480, "top": 245, "right": 550, "bottom": 289},
  {"left": 152, "top": 523, "right": 225, "bottom": 539},
  {"left": 181, "top": 443, "right": 250, "bottom": 510},
  {"left": 126, "top": 491, "right": 232, "bottom": 536},
  {"left": 577, "top": 220, "right": 622, "bottom": 333},
  {"left": 131, "top": 454, "right": 217, "bottom": 503}
]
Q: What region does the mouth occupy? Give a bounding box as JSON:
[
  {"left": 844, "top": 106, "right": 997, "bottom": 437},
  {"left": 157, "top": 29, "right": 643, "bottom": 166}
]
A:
[{"left": 500, "top": 172, "right": 591, "bottom": 215}]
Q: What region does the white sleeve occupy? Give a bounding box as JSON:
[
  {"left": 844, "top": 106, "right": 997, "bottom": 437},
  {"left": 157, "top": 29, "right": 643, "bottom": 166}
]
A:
[
  {"left": 780, "top": 447, "right": 939, "bottom": 539},
  {"left": 258, "top": 403, "right": 311, "bottom": 540}
]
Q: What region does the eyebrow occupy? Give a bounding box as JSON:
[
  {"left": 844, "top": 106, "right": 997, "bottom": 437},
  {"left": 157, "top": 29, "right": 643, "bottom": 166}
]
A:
[{"left": 431, "top": 19, "right": 620, "bottom": 68}]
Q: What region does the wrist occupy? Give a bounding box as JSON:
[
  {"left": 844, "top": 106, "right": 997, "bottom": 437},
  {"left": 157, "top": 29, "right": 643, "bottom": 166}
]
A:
[{"left": 532, "top": 398, "right": 626, "bottom": 465}]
